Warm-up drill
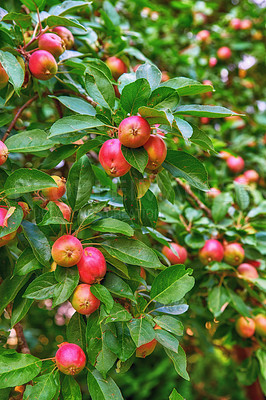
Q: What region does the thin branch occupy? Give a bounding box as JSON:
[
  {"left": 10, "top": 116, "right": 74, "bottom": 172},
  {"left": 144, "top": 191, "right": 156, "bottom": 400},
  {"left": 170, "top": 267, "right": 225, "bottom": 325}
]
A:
[
  {"left": 14, "top": 323, "right": 31, "bottom": 354},
  {"left": 53, "top": 89, "right": 98, "bottom": 107},
  {"left": 175, "top": 178, "right": 212, "bottom": 219}
]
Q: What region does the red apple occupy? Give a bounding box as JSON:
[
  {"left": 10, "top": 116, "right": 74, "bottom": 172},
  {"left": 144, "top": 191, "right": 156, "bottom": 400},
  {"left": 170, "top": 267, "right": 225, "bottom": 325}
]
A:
[
  {"left": 38, "top": 33, "right": 65, "bottom": 58},
  {"left": 0, "top": 207, "right": 17, "bottom": 247},
  {"left": 209, "top": 57, "right": 217, "bottom": 68},
  {"left": 144, "top": 135, "right": 167, "bottom": 170},
  {"left": 71, "top": 284, "right": 100, "bottom": 315},
  {"left": 53, "top": 201, "right": 71, "bottom": 221},
  {"left": 52, "top": 26, "right": 74, "bottom": 50},
  {"left": 0, "top": 62, "right": 9, "bottom": 90},
  {"left": 42, "top": 175, "right": 66, "bottom": 201},
  {"left": 241, "top": 19, "right": 252, "bottom": 30},
  {"left": 52, "top": 235, "right": 83, "bottom": 267},
  {"left": 55, "top": 342, "right": 86, "bottom": 375},
  {"left": 106, "top": 57, "right": 127, "bottom": 81},
  {"left": 219, "top": 151, "right": 231, "bottom": 160},
  {"left": 118, "top": 116, "right": 151, "bottom": 148},
  {"left": 99, "top": 139, "right": 131, "bottom": 177},
  {"left": 198, "top": 239, "right": 224, "bottom": 265},
  {"left": 136, "top": 338, "right": 157, "bottom": 358},
  {"left": 253, "top": 314, "right": 266, "bottom": 337},
  {"left": 234, "top": 175, "right": 248, "bottom": 185},
  {"left": 196, "top": 30, "right": 210, "bottom": 42},
  {"left": 230, "top": 18, "right": 242, "bottom": 30},
  {"left": 243, "top": 170, "right": 259, "bottom": 183},
  {"left": 0, "top": 141, "right": 8, "bottom": 166},
  {"left": 18, "top": 202, "right": 30, "bottom": 218},
  {"left": 162, "top": 243, "right": 187, "bottom": 265},
  {"left": 77, "top": 247, "right": 106, "bottom": 284},
  {"left": 29, "top": 50, "right": 57, "bottom": 81},
  {"left": 235, "top": 316, "right": 255, "bottom": 338},
  {"left": 237, "top": 263, "right": 259, "bottom": 280},
  {"left": 226, "top": 156, "right": 245, "bottom": 173},
  {"left": 207, "top": 188, "right": 221, "bottom": 199},
  {"left": 224, "top": 243, "right": 245, "bottom": 266},
  {"left": 217, "top": 46, "right": 232, "bottom": 60}
]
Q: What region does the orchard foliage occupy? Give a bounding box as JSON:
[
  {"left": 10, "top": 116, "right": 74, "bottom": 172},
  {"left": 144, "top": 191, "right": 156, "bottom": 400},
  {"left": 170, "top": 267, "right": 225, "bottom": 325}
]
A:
[{"left": 0, "top": 1, "right": 265, "bottom": 400}]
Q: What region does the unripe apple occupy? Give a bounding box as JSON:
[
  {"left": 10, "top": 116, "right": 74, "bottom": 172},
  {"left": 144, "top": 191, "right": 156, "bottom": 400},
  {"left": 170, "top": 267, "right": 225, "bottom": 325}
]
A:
[
  {"left": 161, "top": 71, "right": 170, "bottom": 82},
  {"left": 217, "top": 46, "right": 232, "bottom": 60},
  {"left": 234, "top": 175, "right": 248, "bottom": 185},
  {"left": 230, "top": 18, "right": 242, "bottom": 30},
  {"left": 0, "top": 62, "right": 9, "bottom": 90},
  {"left": 52, "top": 235, "right": 83, "bottom": 267},
  {"left": 162, "top": 243, "right": 187, "bottom": 265},
  {"left": 226, "top": 156, "right": 245, "bottom": 173},
  {"left": 71, "top": 284, "right": 100, "bottom": 315},
  {"left": 198, "top": 239, "right": 224, "bottom": 265},
  {"left": 52, "top": 26, "right": 74, "bottom": 50},
  {"left": 29, "top": 50, "right": 58, "bottom": 81},
  {"left": 55, "top": 342, "right": 86, "bottom": 375},
  {"left": 241, "top": 19, "right": 252, "bottom": 30},
  {"left": 237, "top": 263, "right": 259, "bottom": 280},
  {"left": 209, "top": 57, "right": 217, "bottom": 68},
  {"left": 243, "top": 170, "right": 259, "bottom": 183},
  {"left": 235, "top": 316, "right": 255, "bottom": 338},
  {"left": 224, "top": 243, "right": 245, "bottom": 266},
  {"left": 106, "top": 57, "right": 127, "bottom": 81},
  {"left": 18, "top": 202, "right": 30, "bottom": 218},
  {"left": 0, "top": 207, "right": 17, "bottom": 247},
  {"left": 253, "top": 314, "right": 266, "bottom": 337},
  {"left": 118, "top": 116, "right": 151, "bottom": 148},
  {"left": 143, "top": 135, "right": 167, "bottom": 170},
  {"left": 99, "top": 139, "right": 131, "bottom": 177},
  {"left": 42, "top": 175, "right": 66, "bottom": 201},
  {"left": 196, "top": 30, "right": 210, "bottom": 42},
  {"left": 207, "top": 188, "right": 221, "bottom": 199},
  {"left": 0, "top": 141, "right": 8, "bottom": 165},
  {"left": 53, "top": 201, "right": 71, "bottom": 221},
  {"left": 77, "top": 247, "right": 106, "bottom": 284},
  {"left": 38, "top": 33, "right": 65, "bottom": 58}
]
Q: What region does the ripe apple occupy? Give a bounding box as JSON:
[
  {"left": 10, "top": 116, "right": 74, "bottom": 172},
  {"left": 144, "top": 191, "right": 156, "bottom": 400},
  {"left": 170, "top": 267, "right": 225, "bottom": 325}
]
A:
[
  {"left": 143, "top": 135, "right": 167, "bottom": 170},
  {"left": 226, "top": 156, "right": 245, "bottom": 173},
  {"left": 209, "top": 57, "right": 217, "bottom": 68},
  {"left": 234, "top": 175, "right": 248, "bottom": 185},
  {"left": 29, "top": 50, "right": 58, "bottom": 81},
  {"left": 71, "top": 284, "right": 100, "bottom": 315},
  {"left": 253, "top": 314, "right": 266, "bottom": 337},
  {"left": 217, "top": 46, "right": 232, "bottom": 60},
  {"left": 52, "top": 235, "right": 83, "bottom": 267},
  {"left": 243, "top": 170, "right": 259, "bottom": 183},
  {"left": 230, "top": 18, "right": 242, "bottom": 30},
  {"left": 0, "top": 207, "right": 17, "bottom": 247},
  {"left": 235, "top": 316, "right": 255, "bottom": 338},
  {"left": 18, "top": 202, "right": 30, "bottom": 218},
  {"left": 55, "top": 342, "right": 86, "bottom": 375},
  {"left": 219, "top": 151, "right": 231, "bottom": 160},
  {"left": 162, "top": 243, "right": 187, "bottom": 265},
  {"left": 224, "top": 243, "right": 245, "bottom": 266},
  {"left": 118, "top": 116, "right": 151, "bottom": 148},
  {"left": 201, "top": 117, "right": 210, "bottom": 124},
  {"left": 207, "top": 188, "right": 221, "bottom": 199},
  {"left": 42, "top": 175, "right": 66, "bottom": 201},
  {"left": 0, "top": 141, "right": 8, "bottom": 165},
  {"left": 136, "top": 325, "right": 161, "bottom": 358},
  {"left": 196, "top": 30, "right": 210, "bottom": 42},
  {"left": 53, "top": 201, "right": 71, "bottom": 221},
  {"left": 106, "top": 57, "right": 127, "bottom": 81},
  {"left": 0, "top": 62, "right": 9, "bottom": 90},
  {"left": 38, "top": 33, "right": 65, "bottom": 58},
  {"left": 77, "top": 247, "right": 106, "bottom": 284},
  {"left": 237, "top": 263, "right": 259, "bottom": 280},
  {"left": 198, "top": 239, "right": 224, "bottom": 265},
  {"left": 241, "top": 19, "right": 252, "bottom": 30},
  {"left": 99, "top": 139, "right": 131, "bottom": 177},
  {"left": 52, "top": 26, "right": 75, "bottom": 50}
]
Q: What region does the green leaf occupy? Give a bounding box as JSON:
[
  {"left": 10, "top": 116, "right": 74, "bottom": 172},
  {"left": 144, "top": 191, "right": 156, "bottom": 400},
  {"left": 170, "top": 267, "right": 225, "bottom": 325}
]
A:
[
  {"left": 0, "top": 275, "right": 30, "bottom": 316},
  {"left": 49, "top": 1, "right": 91, "bottom": 16},
  {"left": 76, "top": 139, "right": 102, "bottom": 161},
  {"left": 38, "top": 201, "right": 70, "bottom": 226},
  {"left": 53, "top": 266, "right": 79, "bottom": 308},
  {"left": 212, "top": 193, "right": 233, "bottom": 223},
  {"left": 23, "top": 369, "right": 59, "bottom": 400},
  {"left": 95, "top": 340, "right": 117, "bottom": 378},
  {"left": 121, "top": 146, "right": 148, "bottom": 173},
  {"left": 174, "top": 117, "right": 193, "bottom": 139},
  {"left": 138, "top": 106, "right": 174, "bottom": 126},
  {"left": 22, "top": 221, "right": 51, "bottom": 267},
  {"left": 121, "top": 78, "right": 151, "bottom": 114},
  {"left": 163, "top": 150, "right": 208, "bottom": 191},
  {"left": 127, "top": 318, "right": 155, "bottom": 347},
  {"left": 91, "top": 218, "right": 134, "bottom": 237},
  {"left": 4, "top": 169, "right": 57, "bottom": 197},
  {"left": 19, "top": 0, "right": 45, "bottom": 12},
  {"left": 85, "top": 67, "right": 115, "bottom": 110},
  {"left": 103, "top": 273, "right": 136, "bottom": 303},
  {"left": 10, "top": 290, "right": 33, "bottom": 327},
  {"left": 148, "top": 87, "right": 179, "bottom": 111},
  {"left": 49, "top": 96, "right": 96, "bottom": 116},
  {"left": 105, "top": 322, "right": 136, "bottom": 362},
  {"left": 78, "top": 201, "right": 108, "bottom": 226},
  {"left": 136, "top": 63, "right": 161, "bottom": 91},
  {"left": 157, "top": 169, "right": 175, "bottom": 204},
  {"left": 150, "top": 265, "right": 195, "bottom": 305},
  {"left": 41, "top": 145, "right": 78, "bottom": 170},
  {"left": 23, "top": 272, "right": 58, "bottom": 300},
  {"left": 234, "top": 183, "right": 250, "bottom": 210},
  {"left": 62, "top": 375, "right": 82, "bottom": 400},
  {"left": 67, "top": 155, "right": 95, "bottom": 211},
  {"left": 154, "top": 315, "right": 183, "bottom": 336},
  {"left": 169, "top": 388, "right": 184, "bottom": 400},
  {"left": 256, "top": 349, "right": 266, "bottom": 380},
  {"left": 226, "top": 288, "right": 250, "bottom": 317},
  {"left": 155, "top": 329, "right": 179, "bottom": 352},
  {"left": 46, "top": 15, "right": 87, "bottom": 30},
  {"left": 165, "top": 346, "right": 190, "bottom": 380},
  {"left": 49, "top": 116, "right": 104, "bottom": 137},
  {"left": 0, "top": 352, "right": 42, "bottom": 389},
  {"left": 5, "top": 129, "right": 56, "bottom": 153},
  {"left": 13, "top": 248, "right": 42, "bottom": 276},
  {"left": 87, "top": 369, "right": 124, "bottom": 400},
  {"left": 0, "top": 50, "right": 24, "bottom": 94},
  {"left": 175, "top": 105, "right": 241, "bottom": 118},
  {"left": 161, "top": 77, "right": 213, "bottom": 96},
  {"left": 102, "top": 237, "right": 163, "bottom": 268},
  {"left": 101, "top": 303, "right": 132, "bottom": 324},
  {"left": 2, "top": 12, "right": 32, "bottom": 28},
  {"left": 66, "top": 312, "right": 86, "bottom": 352},
  {"left": 91, "top": 284, "right": 114, "bottom": 313},
  {"left": 208, "top": 286, "right": 231, "bottom": 317},
  {"left": 0, "top": 203, "right": 23, "bottom": 238},
  {"left": 190, "top": 124, "right": 215, "bottom": 152}
]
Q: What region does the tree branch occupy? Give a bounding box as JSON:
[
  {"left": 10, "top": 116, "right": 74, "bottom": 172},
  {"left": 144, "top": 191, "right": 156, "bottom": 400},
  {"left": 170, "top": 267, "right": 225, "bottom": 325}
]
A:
[{"left": 14, "top": 323, "right": 30, "bottom": 354}]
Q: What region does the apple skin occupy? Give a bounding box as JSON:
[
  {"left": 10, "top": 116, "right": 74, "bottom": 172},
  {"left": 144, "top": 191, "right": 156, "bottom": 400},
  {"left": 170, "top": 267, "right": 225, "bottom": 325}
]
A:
[
  {"left": 140, "top": 267, "right": 146, "bottom": 280},
  {"left": 106, "top": 57, "right": 127, "bottom": 81},
  {"left": 162, "top": 243, "right": 187, "bottom": 265},
  {"left": 230, "top": 18, "right": 242, "bottom": 30},
  {"left": 52, "top": 235, "right": 83, "bottom": 267},
  {"left": 207, "top": 188, "right": 221, "bottom": 199},
  {"left": 217, "top": 46, "right": 232, "bottom": 60},
  {"left": 224, "top": 243, "right": 245, "bottom": 266},
  {"left": 209, "top": 57, "right": 217, "bottom": 68},
  {"left": 0, "top": 63, "right": 9, "bottom": 90},
  {"left": 77, "top": 247, "right": 107, "bottom": 284},
  {"left": 52, "top": 26, "right": 74, "bottom": 50},
  {"left": 253, "top": 314, "right": 266, "bottom": 337},
  {"left": 18, "top": 202, "right": 30, "bottom": 218},
  {"left": 219, "top": 151, "right": 231, "bottom": 160},
  {"left": 42, "top": 176, "right": 66, "bottom": 201},
  {"left": 38, "top": 33, "right": 65, "bottom": 58},
  {"left": 53, "top": 201, "right": 71, "bottom": 221},
  {"left": 99, "top": 139, "right": 131, "bottom": 178},
  {"left": 234, "top": 175, "right": 248, "bottom": 185},
  {"left": 118, "top": 116, "right": 151, "bottom": 148},
  {"left": 198, "top": 239, "right": 224, "bottom": 265},
  {"left": 71, "top": 284, "right": 100, "bottom": 315},
  {"left": 226, "top": 156, "right": 245, "bottom": 173},
  {"left": 196, "top": 30, "right": 210, "bottom": 42},
  {"left": 29, "top": 50, "right": 58, "bottom": 81},
  {"left": 235, "top": 317, "right": 255, "bottom": 338},
  {"left": 0, "top": 141, "right": 8, "bottom": 165},
  {"left": 244, "top": 170, "right": 259, "bottom": 183},
  {"left": 241, "top": 19, "right": 252, "bottom": 30},
  {"left": 0, "top": 207, "right": 17, "bottom": 247},
  {"left": 136, "top": 338, "right": 157, "bottom": 358},
  {"left": 143, "top": 135, "right": 167, "bottom": 170},
  {"left": 237, "top": 263, "right": 259, "bottom": 280},
  {"left": 55, "top": 342, "right": 86, "bottom": 375}
]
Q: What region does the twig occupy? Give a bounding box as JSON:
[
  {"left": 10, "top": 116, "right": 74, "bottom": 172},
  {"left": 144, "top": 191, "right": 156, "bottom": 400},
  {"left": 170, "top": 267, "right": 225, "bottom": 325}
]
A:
[
  {"left": 175, "top": 178, "right": 212, "bottom": 219},
  {"left": 53, "top": 89, "right": 98, "bottom": 107},
  {"left": 14, "top": 323, "right": 31, "bottom": 354}
]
